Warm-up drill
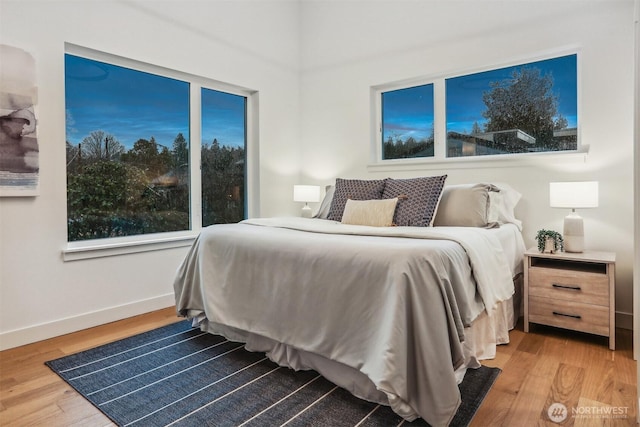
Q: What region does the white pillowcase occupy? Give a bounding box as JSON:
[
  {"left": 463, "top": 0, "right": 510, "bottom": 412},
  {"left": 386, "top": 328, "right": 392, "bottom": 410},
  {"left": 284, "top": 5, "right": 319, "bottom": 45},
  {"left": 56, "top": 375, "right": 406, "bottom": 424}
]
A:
[
  {"left": 491, "top": 182, "right": 523, "bottom": 231},
  {"left": 341, "top": 198, "right": 398, "bottom": 227},
  {"left": 487, "top": 191, "right": 503, "bottom": 223}
]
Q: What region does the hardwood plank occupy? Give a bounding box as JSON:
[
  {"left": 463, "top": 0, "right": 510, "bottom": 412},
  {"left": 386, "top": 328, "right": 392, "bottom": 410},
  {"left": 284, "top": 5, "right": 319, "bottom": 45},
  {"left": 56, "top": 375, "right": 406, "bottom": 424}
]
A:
[
  {"left": 580, "top": 358, "right": 615, "bottom": 405},
  {"left": 613, "top": 337, "right": 636, "bottom": 385},
  {"left": 533, "top": 332, "right": 566, "bottom": 379},
  {"left": 502, "top": 370, "right": 554, "bottom": 426},
  {"left": 55, "top": 389, "right": 113, "bottom": 427},
  {"left": 573, "top": 397, "right": 615, "bottom": 427},
  {"left": 470, "top": 388, "right": 515, "bottom": 426},
  {"left": 516, "top": 329, "right": 546, "bottom": 355},
  {"left": 611, "top": 381, "right": 637, "bottom": 426},
  {"left": 492, "top": 345, "right": 539, "bottom": 395},
  {"left": 542, "top": 363, "right": 584, "bottom": 427},
  {"left": 478, "top": 350, "right": 510, "bottom": 369},
  {"left": 2, "top": 402, "right": 64, "bottom": 427},
  {"left": 0, "top": 382, "right": 70, "bottom": 425},
  {"left": 497, "top": 324, "right": 526, "bottom": 355}
]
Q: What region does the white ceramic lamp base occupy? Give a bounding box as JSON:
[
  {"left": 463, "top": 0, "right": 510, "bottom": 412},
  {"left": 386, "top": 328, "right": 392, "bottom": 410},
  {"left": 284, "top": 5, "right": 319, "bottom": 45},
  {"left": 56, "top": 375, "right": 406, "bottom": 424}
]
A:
[
  {"left": 563, "top": 213, "right": 584, "bottom": 253},
  {"left": 301, "top": 204, "right": 313, "bottom": 218}
]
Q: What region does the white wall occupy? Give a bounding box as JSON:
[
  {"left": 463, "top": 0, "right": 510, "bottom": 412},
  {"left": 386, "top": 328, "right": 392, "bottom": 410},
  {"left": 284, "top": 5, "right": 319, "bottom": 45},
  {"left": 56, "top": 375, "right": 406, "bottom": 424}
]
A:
[
  {"left": 0, "top": 0, "right": 302, "bottom": 349},
  {"left": 633, "top": 0, "right": 639, "bottom": 403},
  {"left": 299, "top": 1, "right": 636, "bottom": 327},
  {"left": 0, "top": 0, "right": 635, "bottom": 350},
  {"left": 633, "top": 0, "right": 639, "bottom": 362}
]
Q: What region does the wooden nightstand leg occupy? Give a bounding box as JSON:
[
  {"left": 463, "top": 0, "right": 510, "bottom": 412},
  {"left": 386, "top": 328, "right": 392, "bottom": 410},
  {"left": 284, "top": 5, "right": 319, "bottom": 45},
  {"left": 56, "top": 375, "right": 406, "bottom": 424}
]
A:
[
  {"left": 610, "top": 327, "right": 615, "bottom": 350},
  {"left": 524, "top": 256, "right": 529, "bottom": 333},
  {"left": 609, "top": 263, "right": 615, "bottom": 350}
]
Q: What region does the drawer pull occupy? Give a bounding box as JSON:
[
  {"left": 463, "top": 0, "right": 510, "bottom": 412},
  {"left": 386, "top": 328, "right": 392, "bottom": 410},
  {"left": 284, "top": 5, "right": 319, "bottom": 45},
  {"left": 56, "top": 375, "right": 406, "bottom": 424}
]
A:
[
  {"left": 553, "top": 311, "right": 582, "bottom": 320},
  {"left": 552, "top": 283, "right": 582, "bottom": 291}
]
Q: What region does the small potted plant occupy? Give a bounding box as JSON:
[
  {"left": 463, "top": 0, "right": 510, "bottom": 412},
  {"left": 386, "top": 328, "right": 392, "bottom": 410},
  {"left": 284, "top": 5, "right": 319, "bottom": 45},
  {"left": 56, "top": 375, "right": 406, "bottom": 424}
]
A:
[{"left": 535, "top": 229, "right": 564, "bottom": 253}]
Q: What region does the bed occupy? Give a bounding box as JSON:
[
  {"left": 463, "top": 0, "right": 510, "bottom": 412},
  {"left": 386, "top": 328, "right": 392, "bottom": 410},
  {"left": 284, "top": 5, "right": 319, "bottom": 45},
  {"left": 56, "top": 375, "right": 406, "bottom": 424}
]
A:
[{"left": 173, "top": 177, "right": 526, "bottom": 427}]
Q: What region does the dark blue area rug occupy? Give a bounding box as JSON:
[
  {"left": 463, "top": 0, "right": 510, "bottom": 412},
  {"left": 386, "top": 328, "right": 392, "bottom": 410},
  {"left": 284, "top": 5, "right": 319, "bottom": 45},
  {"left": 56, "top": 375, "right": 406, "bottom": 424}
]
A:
[{"left": 46, "top": 320, "right": 500, "bottom": 426}]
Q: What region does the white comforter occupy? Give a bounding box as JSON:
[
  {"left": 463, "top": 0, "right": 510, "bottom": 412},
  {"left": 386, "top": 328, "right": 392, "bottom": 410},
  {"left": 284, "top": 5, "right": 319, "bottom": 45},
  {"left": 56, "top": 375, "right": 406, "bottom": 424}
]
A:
[{"left": 173, "top": 217, "right": 516, "bottom": 426}]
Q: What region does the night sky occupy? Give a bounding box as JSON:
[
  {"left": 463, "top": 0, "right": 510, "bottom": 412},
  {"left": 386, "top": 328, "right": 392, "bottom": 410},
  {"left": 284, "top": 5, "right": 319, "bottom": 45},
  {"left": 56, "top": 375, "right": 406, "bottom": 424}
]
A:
[
  {"left": 66, "top": 53, "right": 576, "bottom": 151},
  {"left": 382, "top": 83, "right": 434, "bottom": 142},
  {"left": 382, "top": 54, "right": 577, "bottom": 140},
  {"left": 65, "top": 54, "right": 245, "bottom": 151}
]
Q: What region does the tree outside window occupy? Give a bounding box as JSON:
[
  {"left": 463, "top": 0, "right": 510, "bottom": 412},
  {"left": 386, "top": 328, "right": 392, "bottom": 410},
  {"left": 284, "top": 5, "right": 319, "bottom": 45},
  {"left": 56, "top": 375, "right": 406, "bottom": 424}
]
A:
[
  {"left": 201, "top": 88, "right": 246, "bottom": 227},
  {"left": 65, "top": 54, "right": 247, "bottom": 242},
  {"left": 446, "top": 54, "right": 577, "bottom": 157}
]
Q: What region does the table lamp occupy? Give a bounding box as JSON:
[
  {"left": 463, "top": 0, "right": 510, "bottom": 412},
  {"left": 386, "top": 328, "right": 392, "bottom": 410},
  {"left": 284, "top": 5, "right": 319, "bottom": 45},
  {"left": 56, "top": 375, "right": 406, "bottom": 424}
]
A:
[
  {"left": 549, "top": 181, "right": 598, "bottom": 253},
  {"left": 293, "top": 185, "right": 320, "bottom": 218}
]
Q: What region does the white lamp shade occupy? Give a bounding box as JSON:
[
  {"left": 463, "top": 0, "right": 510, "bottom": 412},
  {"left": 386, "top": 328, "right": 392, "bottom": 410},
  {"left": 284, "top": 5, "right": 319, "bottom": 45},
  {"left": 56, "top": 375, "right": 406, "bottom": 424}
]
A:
[
  {"left": 549, "top": 181, "right": 599, "bottom": 209},
  {"left": 293, "top": 185, "right": 320, "bottom": 203}
]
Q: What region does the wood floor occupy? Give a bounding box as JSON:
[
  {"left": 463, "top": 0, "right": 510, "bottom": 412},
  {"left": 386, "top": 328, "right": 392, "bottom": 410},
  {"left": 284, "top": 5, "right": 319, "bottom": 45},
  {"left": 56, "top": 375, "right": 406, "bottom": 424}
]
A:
[
  {"left": 473, "top": 320, "right": 636, "bottom": 426},
  {"left": 0, "top": 308, "right": 636, "bottom": 426}
]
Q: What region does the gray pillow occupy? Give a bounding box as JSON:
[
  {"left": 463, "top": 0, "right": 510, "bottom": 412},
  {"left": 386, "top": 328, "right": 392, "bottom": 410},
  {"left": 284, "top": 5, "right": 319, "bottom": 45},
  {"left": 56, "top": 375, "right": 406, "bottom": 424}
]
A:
[
  {"left": 382, "top": 175, "right": 447, "bottom": 227},
  {"left": 433, "top": 183, "right": 500, "bottom": 227},
  {"left": 327, "top": 178, "right": 387, "bottom": 221},
  {"left": 314, "top": 185, "right": 335, "bottom": 219}
]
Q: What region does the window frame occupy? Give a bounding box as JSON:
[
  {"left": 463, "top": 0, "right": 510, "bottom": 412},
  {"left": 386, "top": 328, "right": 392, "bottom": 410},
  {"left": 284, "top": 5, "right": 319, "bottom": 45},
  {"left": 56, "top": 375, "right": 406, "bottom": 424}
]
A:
[
  {"left": 62, "top": 43, "right": 258, "bottom": 261},
  {"left": 370, "top": 48, "right": 585, "bottom": 171}
]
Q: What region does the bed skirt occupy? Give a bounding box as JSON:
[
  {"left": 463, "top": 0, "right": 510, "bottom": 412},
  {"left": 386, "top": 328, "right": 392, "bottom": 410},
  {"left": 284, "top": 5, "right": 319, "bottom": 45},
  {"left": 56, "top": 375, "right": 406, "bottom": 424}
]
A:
[{"left": 191, "top": 281, "right": 520, "bottom": 421}]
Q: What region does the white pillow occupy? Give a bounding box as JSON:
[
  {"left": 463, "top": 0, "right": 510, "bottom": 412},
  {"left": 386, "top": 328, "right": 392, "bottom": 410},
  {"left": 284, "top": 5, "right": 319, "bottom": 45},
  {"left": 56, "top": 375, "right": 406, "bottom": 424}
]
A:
[
  {"left": 488, "top": 191, "right": 503, "bottom": 223},
  {"left": 341, "top": 198, "right": 398, "bottom": 227},
  {"left": 491, "top": 182, "right": 523, "bottom": 230}
]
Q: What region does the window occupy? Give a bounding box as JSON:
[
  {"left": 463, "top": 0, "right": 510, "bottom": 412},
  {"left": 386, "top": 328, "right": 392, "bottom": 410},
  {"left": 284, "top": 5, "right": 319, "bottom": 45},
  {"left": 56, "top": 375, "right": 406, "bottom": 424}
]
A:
[
  {"left": 201, "top": 88, "right": 246, "bottom": 226},
  {"left": 374, "top": 53, "right": 579, "bottom": 163},
  {"left": 65, "top": 50, "right": 249, "bottom": 242},
  {"left": 446, "top": 54, "right": 577, "bottom": 158},
  {"left": 381, "top": 84, "right": 434, "bottom": 160}
]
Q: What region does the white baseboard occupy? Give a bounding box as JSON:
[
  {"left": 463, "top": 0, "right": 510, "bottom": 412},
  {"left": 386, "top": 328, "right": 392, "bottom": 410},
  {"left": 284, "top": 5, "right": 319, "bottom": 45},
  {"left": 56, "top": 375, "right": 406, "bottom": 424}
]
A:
[
  {"left": 1, "top": 298, "right": 632, "bottom": 352},
  {"left": 616, "top": 310, "right": 634, "bottom": 331},
  {"left": 0, "top": 293, "right": 175, "bottom": 351}
]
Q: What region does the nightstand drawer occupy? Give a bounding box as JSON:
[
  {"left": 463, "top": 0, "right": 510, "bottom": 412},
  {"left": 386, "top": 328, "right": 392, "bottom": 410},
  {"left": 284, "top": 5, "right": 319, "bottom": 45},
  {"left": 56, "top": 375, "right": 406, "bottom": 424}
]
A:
[
  {"left": 528, "top": 267, "right": 609, "bottom": 306},
  {"left": 528, "top": 295, "right": 609, "bottom": 336}
]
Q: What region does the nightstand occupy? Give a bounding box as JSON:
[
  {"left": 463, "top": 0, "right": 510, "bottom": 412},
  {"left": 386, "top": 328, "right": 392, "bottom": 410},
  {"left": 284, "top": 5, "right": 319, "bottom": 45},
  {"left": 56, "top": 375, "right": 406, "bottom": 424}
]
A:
[{"left": 524, "top": 248, "right": 616, "bottom": 350}]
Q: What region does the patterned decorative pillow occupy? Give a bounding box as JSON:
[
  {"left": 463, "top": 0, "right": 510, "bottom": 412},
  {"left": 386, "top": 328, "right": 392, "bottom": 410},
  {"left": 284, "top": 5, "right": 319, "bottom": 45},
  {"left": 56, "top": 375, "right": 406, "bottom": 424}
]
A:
[
  {"left": 327, "top": 178, "right": 387, "bottom": 221},
  {"left": 341, "top": 198, "right": 398, "bottom": 227},
  {"left": 382, "top": 175, "right": 447, "bottom": 227}
]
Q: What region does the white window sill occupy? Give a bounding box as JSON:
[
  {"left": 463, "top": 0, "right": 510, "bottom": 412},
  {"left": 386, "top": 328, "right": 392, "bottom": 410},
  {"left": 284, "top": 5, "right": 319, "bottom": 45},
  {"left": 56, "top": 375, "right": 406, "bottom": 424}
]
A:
[
  {"left": 367, "top": 147, "right": 590, "bottom": 172},
  {"left": 62, "top": 232, "right": 197, "bottom": 262}
]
